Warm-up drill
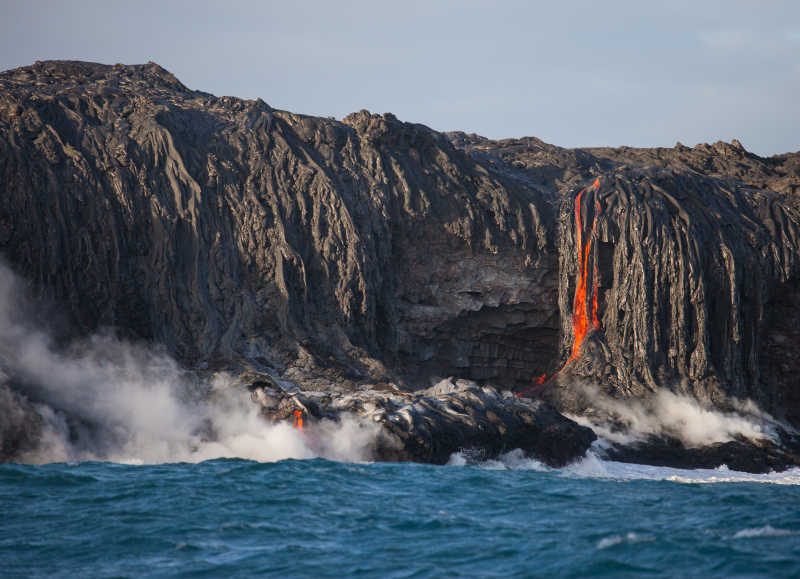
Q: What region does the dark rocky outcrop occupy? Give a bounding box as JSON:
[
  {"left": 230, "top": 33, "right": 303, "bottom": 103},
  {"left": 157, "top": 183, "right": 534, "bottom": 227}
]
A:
[
  {"left": 245, "top": 374, "right": 595, "bottom": 467},
  {"left": 600, "top": 435, "right": 800, "bottom": 475},
  {"left": 2, "top": 60, "right": 800, "bottom": 470}
]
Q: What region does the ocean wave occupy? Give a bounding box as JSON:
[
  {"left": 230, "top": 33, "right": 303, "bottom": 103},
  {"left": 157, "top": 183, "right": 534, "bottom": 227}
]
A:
[
  {"left": 733, "top": 525, "right": 800, "bottom": 539},
  {"left": 596, "top": 532, "right": 655, "bottom": 549},
  {"left": 449, "top": 447, "right": 800, "bottom": 485},
  {"left": 558, "top": 451, "right": 800, "bottom": 485},
  {"left": 446, "top": 448, "right": 549, "bottom": 471}
]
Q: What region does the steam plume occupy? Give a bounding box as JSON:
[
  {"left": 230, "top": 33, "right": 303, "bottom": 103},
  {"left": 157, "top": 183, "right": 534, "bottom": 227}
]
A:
[
  {"left": 568, "top": 382, "right": 777, "bottom": 447},
  {"left": 0, "top": 262, "right": 378, "bottom": 464}
]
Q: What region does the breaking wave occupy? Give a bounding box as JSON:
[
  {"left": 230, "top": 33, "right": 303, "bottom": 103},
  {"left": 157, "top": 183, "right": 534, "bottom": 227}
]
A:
[
  {"left": 447, "top": 448, "right": 800, "bottom": 485},
  {"left": 732, "top": 525, "right": 800, "bottom": 539}
]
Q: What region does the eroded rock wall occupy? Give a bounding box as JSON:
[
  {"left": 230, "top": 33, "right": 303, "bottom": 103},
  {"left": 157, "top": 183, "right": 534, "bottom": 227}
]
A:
[
  {"left": 552, "top": 170, "right": 800, "bottom": 422},
  {"left": 2, "top": 60, "right": 800, "bottom": 430},
  {"left": 0, "top": 61, "right": 555, "bottom": 389}
]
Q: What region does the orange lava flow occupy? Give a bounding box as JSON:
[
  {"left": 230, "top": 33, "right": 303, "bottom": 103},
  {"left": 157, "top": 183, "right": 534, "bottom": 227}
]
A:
[
  {"left": 293, "top": 410, "right": 304, "bottom": 430},
  {"left": 567, "top": 184, "right": 602, "bottom": 363},
  {"left": 517, "top": 179, "right": 602, "bottom": 398},
  {"left": 590, "top": 199, "right": 602, "bottom": 328}
]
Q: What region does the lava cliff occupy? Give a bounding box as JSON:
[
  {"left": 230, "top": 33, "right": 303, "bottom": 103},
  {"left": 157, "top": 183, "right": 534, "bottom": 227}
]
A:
[{"left": 2, "top": 61, "right": 800, "bottom": 468}]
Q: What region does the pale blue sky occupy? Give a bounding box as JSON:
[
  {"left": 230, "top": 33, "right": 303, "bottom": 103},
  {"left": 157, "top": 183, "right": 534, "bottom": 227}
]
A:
[{"left": 2, "top": 0, "right": 798, "bottom": 155}]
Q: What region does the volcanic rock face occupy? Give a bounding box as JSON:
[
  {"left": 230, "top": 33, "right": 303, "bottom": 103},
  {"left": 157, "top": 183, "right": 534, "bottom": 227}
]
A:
[
  {"left": 450, "top": 132, "right": 800, "bottom": 428},
  {"left": 558, "top": 170, "right": 800, "bottom": 408},
  {"left": 2, "top": 60, "right": 800, "bottom": 468},
  {"left": 0, "top": 61, "right": 555, "bottom": 392}
]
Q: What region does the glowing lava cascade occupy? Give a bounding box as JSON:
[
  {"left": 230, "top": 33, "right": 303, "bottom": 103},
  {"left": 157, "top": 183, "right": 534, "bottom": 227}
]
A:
[
  {"left": 517, "top": 178, "right": 602, "bottom": 397},
  {"left": 568, "top": 178, "right": 602, "bottom": 363}
]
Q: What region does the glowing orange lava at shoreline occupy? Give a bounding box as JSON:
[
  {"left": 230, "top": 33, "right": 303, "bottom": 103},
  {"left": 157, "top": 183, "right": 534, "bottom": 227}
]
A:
[{"left": 517, "top": 178, "right": 602, "bottom": 397}]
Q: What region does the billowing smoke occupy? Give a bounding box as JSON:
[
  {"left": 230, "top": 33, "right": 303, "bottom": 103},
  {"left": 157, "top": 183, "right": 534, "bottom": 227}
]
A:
[
  {"left": 568, "top": 382, "right": 778, "bottom": 447},
  {"left": 0, "top": 262, "right": 379, "bottom": 464}
]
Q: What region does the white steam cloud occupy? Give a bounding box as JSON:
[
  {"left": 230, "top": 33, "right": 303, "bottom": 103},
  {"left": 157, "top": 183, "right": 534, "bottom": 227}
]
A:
[
  {"left": 568, "top": 383, "right": 778, "bottom": 447},
  {"left": 0, "top": 262, "right": 379, "bottom": 465}
]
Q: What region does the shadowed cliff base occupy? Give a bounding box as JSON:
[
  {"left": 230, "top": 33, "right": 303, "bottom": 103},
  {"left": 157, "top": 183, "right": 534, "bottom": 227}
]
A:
[{"left": 1, "top": 60, "right": 800, "bottom": 471}]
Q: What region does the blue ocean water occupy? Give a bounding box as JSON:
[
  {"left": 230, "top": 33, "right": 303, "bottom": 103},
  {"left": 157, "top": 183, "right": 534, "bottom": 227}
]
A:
[{"left": 2, "top": 455, "right": 800, "bottom": 578}]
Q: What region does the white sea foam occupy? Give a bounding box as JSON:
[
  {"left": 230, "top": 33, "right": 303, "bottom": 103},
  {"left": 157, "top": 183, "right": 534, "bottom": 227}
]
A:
[
  {"left": 561, "top": 451, "right": 800, "bottom": 485},
  {"left": 480, "top": 449, "right": 549, "bottom": 471},
  {"left": 446, "top": 448, "right": 549, "bottom": 471},
  {"left": 733, "top": 525, "right": 800, "bottom": 539},
  {"left": 446, "top": 452, "right": 468, "bottom": 466},
  {"left": 596, "top": 532, "right": 655, "bottom": 549},
  {"left": 449, "top": 444, "right": 800, "bottom": 485}
]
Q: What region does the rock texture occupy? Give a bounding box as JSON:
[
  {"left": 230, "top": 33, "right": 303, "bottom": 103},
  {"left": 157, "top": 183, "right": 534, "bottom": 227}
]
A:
[
  {"left": 2, "top": 60, "right": 800, "bottom": 469},
  {"left": 0, "top": 60, "right": 555, "bottom": 392},
  {"left": 601, "top": 435, "right": 800, "bottom": 475},
  {"left": 245, "top": 374, "right": 595, "bottom": 467},
  {"left": 450, "top": 132, "right": 800, "bottom": 427}
]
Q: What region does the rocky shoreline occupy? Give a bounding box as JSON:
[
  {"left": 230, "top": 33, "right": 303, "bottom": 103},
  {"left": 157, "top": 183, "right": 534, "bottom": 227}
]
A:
[
  {"left": 242, "top": 373, "right": 595, "bottom": 467},
  {"left": 232, "top": 369, "right": 800, "bottom": 473}
]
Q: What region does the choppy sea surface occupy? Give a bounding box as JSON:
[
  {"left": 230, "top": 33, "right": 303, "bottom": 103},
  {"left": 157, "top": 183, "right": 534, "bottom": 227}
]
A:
[{"left": 2, "top": 452, "right": 800, "bottom": 578}]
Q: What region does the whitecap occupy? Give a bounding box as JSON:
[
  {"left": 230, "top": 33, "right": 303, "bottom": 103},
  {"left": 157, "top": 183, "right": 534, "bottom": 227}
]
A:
[
  {"left": 560, "top": 451, "right": 800, "bottom": 485},
  {"left": 446, "top": 452, "right": 468, "bottom": 466},
  {"left": 445, "top": 448, "right": 548, "bottom": 470},
  {"left": 733, "top": 525, "right": 800, "bottom": 539},
  {"left": 596, "top": 532, "right": 654, "bottom": 549}
]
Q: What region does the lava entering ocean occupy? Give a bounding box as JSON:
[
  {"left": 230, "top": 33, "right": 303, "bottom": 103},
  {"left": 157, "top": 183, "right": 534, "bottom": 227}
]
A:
[
  {"left": 518, "top": 178, "right": 602, "bottom": 397},
  {"left": 293, "top": 409, "right": 304, "bottom": 430}
]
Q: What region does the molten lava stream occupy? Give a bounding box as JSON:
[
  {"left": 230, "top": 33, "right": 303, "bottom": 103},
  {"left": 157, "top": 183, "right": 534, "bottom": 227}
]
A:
[
  {"left": 568, "top": 184, "right": 601, "bottom": 364},
  {"left": 517, "top": 179, "right": 602, "bottom": 398}
]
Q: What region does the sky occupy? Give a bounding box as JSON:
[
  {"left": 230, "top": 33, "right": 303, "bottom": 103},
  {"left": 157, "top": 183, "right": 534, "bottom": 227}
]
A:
[{"left": 1, "top": 0, "right": 798, "bottom": 155}]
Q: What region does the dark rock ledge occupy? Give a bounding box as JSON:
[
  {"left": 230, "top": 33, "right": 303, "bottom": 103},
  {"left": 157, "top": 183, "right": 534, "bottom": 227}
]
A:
[
  {"left": 600, "top": 435, "right": 800, "bottom": 475},
  {"left": 240, "top": 368, "right": 800, "bottom": 473},
  {"left": 242, "top": 373, "right": 596, "bottom": 467}
]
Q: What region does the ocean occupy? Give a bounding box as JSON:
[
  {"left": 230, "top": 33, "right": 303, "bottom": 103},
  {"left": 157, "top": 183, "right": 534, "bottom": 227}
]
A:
[{"left": 2, "top": 453, "right": 799, "bottom": 578}]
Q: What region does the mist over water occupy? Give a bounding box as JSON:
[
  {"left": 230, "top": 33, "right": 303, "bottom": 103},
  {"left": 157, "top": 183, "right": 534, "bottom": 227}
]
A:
[
  {"left": 566, "top": 382, "right": 780, "bottom": 449},
  {"left": 0, "top": 262, "right": 378, "bottom": 464}
]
